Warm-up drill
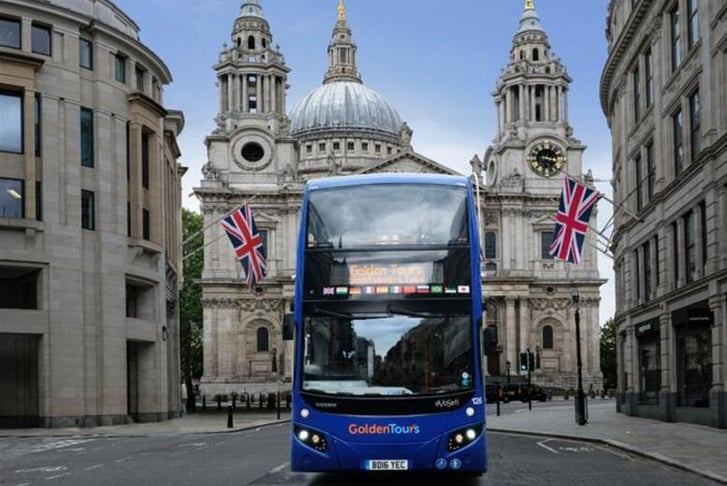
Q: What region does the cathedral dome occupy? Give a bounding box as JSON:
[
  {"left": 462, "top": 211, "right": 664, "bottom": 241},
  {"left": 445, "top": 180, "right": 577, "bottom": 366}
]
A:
[{"left": 289, "top": 81, "right": 403, "bottom": 138}]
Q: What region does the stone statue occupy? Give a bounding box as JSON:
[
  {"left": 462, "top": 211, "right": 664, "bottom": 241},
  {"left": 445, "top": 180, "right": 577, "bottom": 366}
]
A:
[
  {"left": 201, "top": 162, "right": 218, "bottom": 180},
  {"left": 327, "top": 150, "right": 341, "bottom": 174},
  {"left": 399, "top": 122, "right": 413, "bottom": 149},
  {"left": 470, "top": 154, "right": 483, "bottom": 178}
]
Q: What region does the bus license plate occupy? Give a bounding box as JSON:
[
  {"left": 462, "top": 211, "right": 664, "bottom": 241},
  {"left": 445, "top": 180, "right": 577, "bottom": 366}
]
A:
[{"left": 365, "top": 460, "right": 409, "bottom": 471}]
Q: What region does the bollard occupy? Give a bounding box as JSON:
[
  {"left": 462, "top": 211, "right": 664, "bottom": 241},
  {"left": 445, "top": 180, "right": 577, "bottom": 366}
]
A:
[
  {"left": 277, "top": 391, "right": 281, "bottom": 420},
  {"left": 232, "top": 394, "right": 236, "bottom": 410},
  {"left": 227, "top": 405, "right": 233, "bottom": 428},
  {"left": 202, "top": 395, "right": 207, "bottom": 411},
  {"left": 217, "top": 395, "right": 222, "bottom": 411}
]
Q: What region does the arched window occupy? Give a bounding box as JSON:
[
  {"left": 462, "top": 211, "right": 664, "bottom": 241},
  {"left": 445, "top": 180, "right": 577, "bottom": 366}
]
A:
[
  {"left": 256, "top": 327, "right": 269, "bottom": 352},
  {"left": 533, "top": 48, "right": 540, "bottom": 61},
  {"left": 247, "top": 35, "right": 255, "bottom": 50},
  {"left": 542, "top": 325, "right": 553, "bottom": 349},
  {"left": 519, "top": 50, "right": 525, "bottom": 60},
  {"left": 485, "top": 231, "right": 497, "bottom": 259}
]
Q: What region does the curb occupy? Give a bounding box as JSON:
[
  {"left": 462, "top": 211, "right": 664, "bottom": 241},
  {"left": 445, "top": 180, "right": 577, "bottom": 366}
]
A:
[{"left": 488, "top": 427, "right": 727, "bottom": 485}]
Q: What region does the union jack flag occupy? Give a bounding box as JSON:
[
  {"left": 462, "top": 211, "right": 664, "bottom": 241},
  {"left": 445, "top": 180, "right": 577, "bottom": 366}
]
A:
[
  {"left": 548, "top": 176, "right": 601, "bottom": 265},
  {"left": 221, "top": 203, "right": 267, "bottom": 287}
]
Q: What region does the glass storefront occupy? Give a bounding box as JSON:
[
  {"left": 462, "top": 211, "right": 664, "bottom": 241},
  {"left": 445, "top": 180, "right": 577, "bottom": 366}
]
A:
[
  {"left": 636, "top": 320, "right": 660, "bottom": 404},
  {"left": 673, "top": 304, "right": 713, "bottom": 408}
]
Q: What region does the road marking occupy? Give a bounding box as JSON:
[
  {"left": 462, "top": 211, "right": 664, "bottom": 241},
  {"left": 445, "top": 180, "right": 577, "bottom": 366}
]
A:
[
  {"left": 270, "top": 462, "right": 289, "bottom": 474},
  {"left": 15, "top": 466, "right": 67, "bottom": 474},
  {"left": 558, "top": 445, "right": 594, "bottom": 453},
  {"left": 178, "top": 442, "right": 208, "bottom": 448},
  {"left": 536, "top": 439, "right": 559, "bottom": 454},
  {"left": 83, "top": 464, "right": 105, "bottom": 471},
  {"left": 44, "top": 472, "right": 71, "bottom": 480}
]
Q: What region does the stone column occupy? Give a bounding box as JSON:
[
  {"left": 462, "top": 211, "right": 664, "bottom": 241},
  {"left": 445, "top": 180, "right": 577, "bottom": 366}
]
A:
[
  {"left": 659, "top": 310, "right": 674, "bottom": 421},
  {"left": 545, "top": 85, "right": 551, "bottom": 122},
  {"left": 505, "top": 297, "right": 516, "bottom": 370},
  {"left": 226, "top": 74, "right": 233, "bottom": 112},
  {"left": 242, "top": 75, "right": 248, "bottom": 113},
  {"left": 563, "top": 87, "right": 569, "bottom": 123},
  {"left": 519, "top": 85, "right": 525, "bottom": 122},
  {"left": 676, "top": 218, "right": 686, "bottom": 287},
  {"left": 271, "top": 75, "right": 277, "bottom": 114}
]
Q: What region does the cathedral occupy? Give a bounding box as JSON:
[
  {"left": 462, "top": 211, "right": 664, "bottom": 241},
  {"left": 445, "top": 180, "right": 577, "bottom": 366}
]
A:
[{"left": 194, "top": 0, "right": 604, "bottom": 397}]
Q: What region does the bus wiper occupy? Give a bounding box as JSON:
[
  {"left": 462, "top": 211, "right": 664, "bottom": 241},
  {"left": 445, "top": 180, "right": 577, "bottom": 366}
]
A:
[
  {"left": 312, "top": 307, "right": 353, "bottom": 319},
  {"left": 387, "top": 306, "right": 445, "bottom": 318}
]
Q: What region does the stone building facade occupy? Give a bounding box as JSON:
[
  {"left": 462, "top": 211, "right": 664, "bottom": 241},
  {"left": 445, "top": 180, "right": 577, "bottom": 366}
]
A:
[
  {"left": 0, "top": 0, "right": 185, "bottom": 427},
  {"left": 601, "top": 0, "right": 727, "bottom": 428},
  {"left": 196, "top": 0, "right": 604, "bottom": 397}
]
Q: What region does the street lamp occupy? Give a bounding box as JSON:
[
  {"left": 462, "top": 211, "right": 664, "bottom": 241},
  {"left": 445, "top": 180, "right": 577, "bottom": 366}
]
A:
[{"left": 571, "top": 290, "right": 587, "bottom": 426}]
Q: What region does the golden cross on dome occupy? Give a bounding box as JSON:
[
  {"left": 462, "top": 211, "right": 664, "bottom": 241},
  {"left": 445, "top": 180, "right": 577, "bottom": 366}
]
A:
[
  {"left": 525, "top": 0, "right": 534, "bottom": 10},
  {"left": 338, "top": 0, "right": 346, "bottom": 23}
]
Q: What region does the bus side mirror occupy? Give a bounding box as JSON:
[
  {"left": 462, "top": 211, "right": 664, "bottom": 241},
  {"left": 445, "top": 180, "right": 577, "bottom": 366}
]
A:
[
  {"left": 483, "top": 327, "right": 497, "bottom": 356},
  {"left": 283, "top": 313, "right": 295, "bottom": 341}
]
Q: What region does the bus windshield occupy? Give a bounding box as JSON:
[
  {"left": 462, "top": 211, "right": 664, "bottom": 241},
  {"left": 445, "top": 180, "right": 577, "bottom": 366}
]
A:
[
  {"left": 307, "top": 183, "right": 468, "bottom": 248},
  {"left": 303, "top": 313, "right": 473, "bottom": 397}
]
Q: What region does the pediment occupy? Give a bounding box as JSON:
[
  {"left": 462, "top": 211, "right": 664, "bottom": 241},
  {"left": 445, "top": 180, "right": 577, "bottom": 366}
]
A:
[{"left": 357, "top": 150, "right": 462, "bottom": 176}]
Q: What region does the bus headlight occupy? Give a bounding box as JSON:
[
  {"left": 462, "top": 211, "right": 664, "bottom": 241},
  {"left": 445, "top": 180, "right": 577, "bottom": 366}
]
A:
[
  {"left": 294, "top": 425, "right": 328, "bottom": 452},
  {"left": 300, "top": 408, "right": 310, "bottom": 418},
  {"left": 446, "top": 424, "right": 483, "bottom": 452}
]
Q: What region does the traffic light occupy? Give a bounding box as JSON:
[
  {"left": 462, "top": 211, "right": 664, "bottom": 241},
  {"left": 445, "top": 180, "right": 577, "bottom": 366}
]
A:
[
  {"left": 528, "top": 351, "right": 535, "bottom": 371},
  {"left": 519, "top": 352, "right": 529, "bottom": 372}
]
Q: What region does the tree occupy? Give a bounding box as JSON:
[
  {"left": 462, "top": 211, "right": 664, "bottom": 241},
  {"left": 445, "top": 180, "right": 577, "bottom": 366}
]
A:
[
  {"left": 180, "top": 209, "right": 204, "bottom": 410},
  {"left": 600, "top": 318, "right": 617, "bottom": 389}
]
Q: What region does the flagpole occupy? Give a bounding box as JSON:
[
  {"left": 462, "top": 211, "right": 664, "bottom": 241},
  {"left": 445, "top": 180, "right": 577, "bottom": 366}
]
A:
[{"left": 182, "top": 231, "right": 228, "bottom": 262}]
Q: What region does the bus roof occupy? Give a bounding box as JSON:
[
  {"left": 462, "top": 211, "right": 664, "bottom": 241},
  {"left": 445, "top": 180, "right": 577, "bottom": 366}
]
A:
[{"left": 305, "top": 173, "right": 470, "bottom": 191}]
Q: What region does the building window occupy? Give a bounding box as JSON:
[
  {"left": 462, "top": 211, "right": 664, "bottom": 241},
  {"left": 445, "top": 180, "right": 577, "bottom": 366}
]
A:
[
  {"left": 115, "top": 53, "right": 127, "bottom": 83},
  {"left": 34, "top": 94, "right": 41, "bottom": 156},
  {"left": 333, "top": 142, "right": 340, "bottom": 151},
  {"left": 484, "top": 231, "right": 497, "bottom": 260},
  {"left": 634, "top": 249, "right": 640, "bottom": 301},
  {"left": 653, "top": 235, "right": 660, "bottom": 287},
  {"left": 375, "top": 144, "right": 381, "bottom": 154},
  {"left": 673, "top": 109, "right": 683, "bottom": 175},
  {"left": 0, "top": 265, "right": 40, "bottom": 310},
  {"left": 670, "top": 6, "right": 681, "bottom": 70},
  {"left": 542, "top": 325, "right": 553, "bottom": 349},
  {"left": 247, "top": 35, "right": 255, "bottom": 50},
  {"left": 0, "top": 17, "right": 21, "bottom": 49},
  {"left": 684, "top": 210, "right": 695, "bottom": 283},
  {"left": 80, "top": 107, "right": 94, "bottom": 167},
  {"left": 672, "top": 222, "right": 679, "bottom": 285},
  {"left": 306, "top": 144, "right": 312, "bottom": 154},
  {"left": 31, "top": 24, "right": 51, "bottom": 55},
  {"left": 646, "top": 142, "right": 654, "bottom": 201},
  {"left": 387, "top": 147, "right": 393, "bottom": 155},
  {"left": 125, "top": 283, "right": 138, "bottom": 318},
  {"left": 256, "top": 327, "right": 269, "bottom": 352},
  {"left": 258, "top": 229, "right": 268, "bottom": 257},
  {"left": 644, "top": 48, "right": 653, "bottom": 108},
  {"left": 699, "top": 201, "right": 707, "bottom": 272},
  {"left": 689, "top": 89, "right": 701, "bottom": 161},
  {"left": 1, "top": 91, "right": 22, "bottom": 154},
  {"left": 248, "top": 95, "right": 257, "bottom": 113},
  {"left": 347, "top": 141, "right": 354, "bottom": 151},
  {"left": 541, "top": 231, "right": 554, "bottom": 259},
  {"left": 643, "top": 240, "right": 651, "bottom": 301},
  {"left": 632, "top": 66, "right": 640, "bottom": 122},
  {"left": 362, "top": 142, "right": 368, "bottom": 152},
  {"left": 81, "top": 190, "right": 95, "bottom": 230},
  {"left": 141, "top": 132, "right": 150, "bottom": 188},
  {"left": 318, "top": 142, "right": 325, "bottom": 152},
  {"left": 248, "top": 74, "right": 257, "bottom": 87},
  {"left": 135, "top": 65, "right": 145, "bottom": 92},
  {"left": 687, "top": 0, "right": 699, "bottom": 49},
  {"left": 675, "top": 318, "right": 711, "bottom": 407},
  {"left": 142, "top": 208, "right": 150, "bottom": 240},
  {"left": 637, "top": 329, "right": 660, "bottom": 404},
  {"left": 79, "top": 38, "right": 93, "bottom": 69},
  {"left": 35, "top": 181, "right": 41, "bottom": 221},
  {"left": 634, "top": 153, "right": 643, "bottom": 211},
  {"left": 0, "top": 178, "right": 24, "bottom": 219}
]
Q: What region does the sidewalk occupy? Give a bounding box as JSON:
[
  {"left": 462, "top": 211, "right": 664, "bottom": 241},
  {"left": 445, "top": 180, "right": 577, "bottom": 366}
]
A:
[
  {"left": 487, "top": 400, "right": 727, "bottom": 484},
  {"left": 1, "top": 401, "right": 724, "bottom": 484}
]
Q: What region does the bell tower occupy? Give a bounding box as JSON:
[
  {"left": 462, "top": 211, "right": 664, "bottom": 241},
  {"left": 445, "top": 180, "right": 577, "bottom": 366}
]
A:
[{"left": 480, "top": 1, "right": 603, "bottom": 390}]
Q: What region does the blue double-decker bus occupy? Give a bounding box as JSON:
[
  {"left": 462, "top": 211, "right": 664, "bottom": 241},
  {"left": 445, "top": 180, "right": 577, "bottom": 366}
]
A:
[{"left": 290, "top": 173, "right": 488, "bottom": 475}]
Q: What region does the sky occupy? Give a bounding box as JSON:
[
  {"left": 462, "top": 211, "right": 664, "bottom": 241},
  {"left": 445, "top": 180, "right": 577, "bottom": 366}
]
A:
[{"left": 115, "top": 0, "right": 614, "bottom": 324}]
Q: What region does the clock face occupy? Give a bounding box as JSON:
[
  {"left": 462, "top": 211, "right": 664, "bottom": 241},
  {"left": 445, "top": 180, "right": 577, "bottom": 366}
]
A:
[{"left": 527, "top": 142, "right": 565, "bottom": 177}]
